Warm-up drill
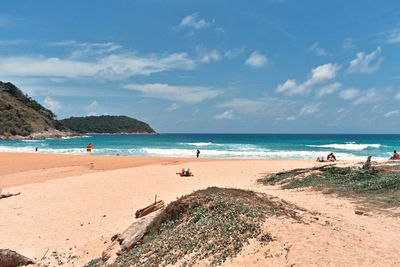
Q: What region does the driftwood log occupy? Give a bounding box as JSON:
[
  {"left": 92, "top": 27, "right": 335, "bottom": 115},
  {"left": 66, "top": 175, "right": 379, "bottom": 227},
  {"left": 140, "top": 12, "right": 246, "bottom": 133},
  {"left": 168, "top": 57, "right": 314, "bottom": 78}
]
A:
[
  {"left": 0, "top": 192, "right": 20, "bottom": 200},
  {"left": 102, "top": 209, "right": 163, "bottom": 264},
  {"left": 135, "top": 200, "right": 165, "bottom": 218},
  {"left": 0, "top": 249, "right": 34, "bottom": 267}
]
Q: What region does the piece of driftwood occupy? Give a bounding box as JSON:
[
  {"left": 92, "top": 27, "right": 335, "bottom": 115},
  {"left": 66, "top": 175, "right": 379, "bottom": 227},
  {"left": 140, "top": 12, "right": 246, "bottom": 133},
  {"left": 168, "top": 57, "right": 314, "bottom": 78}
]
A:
[
  {"left": 135, "top": 200, "right": 165, "bottom": 218},
  {"left": 102, "top": 209, "right": 163, "bottom": 263},
  {"left": 0, "top": 249, "right": 34, "bottom": 267},
  {"left": 362, "top": 156, "right": 372, "bottom": 170},
  {"left": 0, "top": 192, "right": 21, "bottom": 200}
]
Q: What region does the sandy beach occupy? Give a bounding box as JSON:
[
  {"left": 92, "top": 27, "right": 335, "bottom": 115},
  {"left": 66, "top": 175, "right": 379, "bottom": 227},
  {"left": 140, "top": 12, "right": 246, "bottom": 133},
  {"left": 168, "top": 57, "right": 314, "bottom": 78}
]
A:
[{"left": 0, "top": 152, "right": 399, "bottom": 266}]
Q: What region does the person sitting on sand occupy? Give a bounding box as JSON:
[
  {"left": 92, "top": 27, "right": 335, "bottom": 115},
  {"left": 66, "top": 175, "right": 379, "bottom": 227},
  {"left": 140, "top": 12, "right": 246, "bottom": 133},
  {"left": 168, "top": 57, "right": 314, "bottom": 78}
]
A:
[
  {"left": 185, "top": 168, "right": 191, "bottom": 176},
  {"left": 327, "top": 152, "right": 336, "bottom": 162},
  {"left": 316, "top": 157, "right": 325, "bottom": 162},
  {"left": 390, "top": 150, "right": 400, "bottom": 160}
]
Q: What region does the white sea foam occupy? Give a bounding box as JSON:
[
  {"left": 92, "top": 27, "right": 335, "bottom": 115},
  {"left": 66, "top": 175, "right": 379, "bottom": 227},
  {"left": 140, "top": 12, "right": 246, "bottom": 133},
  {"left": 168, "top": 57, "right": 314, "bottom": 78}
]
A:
[
  {"left": 183, "top": 142, "right": 213, "bottom": 147},
  {"left": 139, "top": 148, "right": 367, "bottom": 160},
  {"left": 307, "top": 143, "right": 381, "bottom": 150}
]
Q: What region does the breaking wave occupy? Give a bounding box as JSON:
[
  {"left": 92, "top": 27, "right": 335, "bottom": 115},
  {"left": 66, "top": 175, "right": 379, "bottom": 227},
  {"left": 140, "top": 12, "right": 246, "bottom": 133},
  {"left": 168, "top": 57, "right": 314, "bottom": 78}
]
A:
[{"left": 307, "top": 143, "right": 381, "bottom": 150}]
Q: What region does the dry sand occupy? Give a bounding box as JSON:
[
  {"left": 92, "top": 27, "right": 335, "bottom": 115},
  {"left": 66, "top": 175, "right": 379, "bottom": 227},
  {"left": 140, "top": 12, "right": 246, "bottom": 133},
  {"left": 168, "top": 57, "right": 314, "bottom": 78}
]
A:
[{"left": 0, "top": 152, "right": 398, "bottom": 266}]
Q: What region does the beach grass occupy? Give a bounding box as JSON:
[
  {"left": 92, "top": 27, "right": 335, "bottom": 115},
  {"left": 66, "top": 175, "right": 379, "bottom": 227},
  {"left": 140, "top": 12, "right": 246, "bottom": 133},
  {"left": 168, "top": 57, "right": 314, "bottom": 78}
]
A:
[
  {"left": 258, "top": 165, "right": 400, "bottom": 208},
  {"left": 86, "top": 187, "right": 301, "bottom": 267}
]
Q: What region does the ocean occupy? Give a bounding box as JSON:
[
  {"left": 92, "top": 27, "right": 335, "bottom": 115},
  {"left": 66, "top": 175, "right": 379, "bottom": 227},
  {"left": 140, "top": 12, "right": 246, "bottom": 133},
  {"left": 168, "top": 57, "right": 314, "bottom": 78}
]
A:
[{"left": 0, "top": 134, "right": 399, "bottom": 160}]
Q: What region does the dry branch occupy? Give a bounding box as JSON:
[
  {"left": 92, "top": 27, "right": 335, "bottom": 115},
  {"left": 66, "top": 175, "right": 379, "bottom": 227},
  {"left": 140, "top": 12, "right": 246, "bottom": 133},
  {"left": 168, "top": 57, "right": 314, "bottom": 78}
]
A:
[
  {"left": 135, "top": 200, "right": 165, "bottom": 218},
  {"left": 0, "top": 192, "right": 21, "bottom": 200}
]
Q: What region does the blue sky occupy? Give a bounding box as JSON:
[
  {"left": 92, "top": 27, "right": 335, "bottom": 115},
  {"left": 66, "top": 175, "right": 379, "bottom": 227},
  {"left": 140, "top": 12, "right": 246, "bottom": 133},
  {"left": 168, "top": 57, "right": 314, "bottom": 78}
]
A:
[{"left": 0, "top": 0, "right": 399, "bottom": 133}]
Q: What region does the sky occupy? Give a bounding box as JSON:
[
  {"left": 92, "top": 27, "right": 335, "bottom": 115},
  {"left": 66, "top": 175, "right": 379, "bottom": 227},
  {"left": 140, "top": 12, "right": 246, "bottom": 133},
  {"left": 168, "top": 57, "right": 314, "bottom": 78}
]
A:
[{"left": 0, "top": 0, "right": 399, "bottom": 133}]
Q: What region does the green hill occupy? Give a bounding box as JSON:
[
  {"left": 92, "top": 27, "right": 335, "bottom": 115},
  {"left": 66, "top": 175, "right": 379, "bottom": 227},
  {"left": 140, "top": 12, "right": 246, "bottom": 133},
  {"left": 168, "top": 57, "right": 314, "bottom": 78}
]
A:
[
  {"left": 60, "top": 115, "right": 156, "bottom": 134},
  {"left": 0, "top": 81, "right": 71, "bottom": 139}
]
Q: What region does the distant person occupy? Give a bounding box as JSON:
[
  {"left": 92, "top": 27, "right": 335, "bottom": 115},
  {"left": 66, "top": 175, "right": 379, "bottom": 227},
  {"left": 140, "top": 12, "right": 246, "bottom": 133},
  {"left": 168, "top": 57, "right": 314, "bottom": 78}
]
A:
[
  {"left": 390, "top": 150, "right": 400, "bottom": 160},
  {"left": 35, "top": 147, "right": 38, "bottom": 152},
  {"left": 86, "top": 143, "right": 92, "bottom": 153},
  {"left": 196, "top": 149, "right": 200, "bottom": 158},
  {"left": 327, "top": 152, "right": 336, "bottom": 162}
]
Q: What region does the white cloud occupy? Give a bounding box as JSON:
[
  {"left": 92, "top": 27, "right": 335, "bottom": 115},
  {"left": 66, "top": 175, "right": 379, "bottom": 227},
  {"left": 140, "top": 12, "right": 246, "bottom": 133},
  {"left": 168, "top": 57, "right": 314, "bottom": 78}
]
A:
[
  {"left": 299, "top": 103, "right": 320, "bottom": 115},
  {"left": 88, "top": 111, "right": 98, "bottom": 116},
  {"left": 196, "top": 47, "right": 221, "bottom": 63},
  {"left": 340, "top": 88, "right": 359, "bottom": 100},
  {"left": 178, "top": 13, "right": 213, "bottom": 29},
  {"left": 48, "top": 40, "right": 122, "bottom": 58},
  {"left": 343, "top": 38, "right": 355, "bottom": 50},
  {"left": 286, "top": 116, "right": 296, "bottom": 121},
  {"left": 214, "top": 109, "right": 235, "bottom": 120},
  {"left": 224, "top": 48, "right": 244, "bottom": 59},
  {"left": 43, "top": 96, "right": 62, "bottom": 111},
  {"left": 219, "top": 98, "right": 265, "bottom": 114},
  {"left": 387, "top": 28, "right": 400, "bottom": 44},
  {"left": 276, "top": 63, "right": 340, "bottom": 95},
  {"left": 0, "top": 52, "right": 197, "bottom": 80},
  {"left": 316, "top": 82, "right": 341, "bottom": 97},
  {"left": 352, "top": 89, "right": 379, "bottom": 105},
  {"left": 124, "top": 83, "right": 221, "bottom": 103},
  {"left": 384, "top": 110, "right": 399, "bottom": 118},
  {"left": 218, "top": 96, "right": 295, "bottom": 118},
  {"left": 309, "top": 42, "right": 329, "bottom": 56},
  {"left": 245, "top": 51, "right": 268, "bottom": 68},
  {"left": 167, "top": 103, "right": 179, "bottom": 111},
  {"left": 395, "top": 92, "right": 400, "bottom": 100},
  {"left": 347, "top": 47, "right": 383, "bottom": 74}
]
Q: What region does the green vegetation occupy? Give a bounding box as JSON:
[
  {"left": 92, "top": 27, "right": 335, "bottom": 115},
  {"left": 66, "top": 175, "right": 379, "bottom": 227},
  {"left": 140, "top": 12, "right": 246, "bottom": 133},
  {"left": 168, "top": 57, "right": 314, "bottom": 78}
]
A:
[
  {"left": 0, "top": 81, "right": 68, "bottom": 137},
  {"left": 258, "top": 166, "right": 400, "bottom": 207},
  {"left": 60, "top": 115, "right": 155, "bottom": 134},
  {"left": 86, "top": 187, "right": 300, "bottom": 267}
]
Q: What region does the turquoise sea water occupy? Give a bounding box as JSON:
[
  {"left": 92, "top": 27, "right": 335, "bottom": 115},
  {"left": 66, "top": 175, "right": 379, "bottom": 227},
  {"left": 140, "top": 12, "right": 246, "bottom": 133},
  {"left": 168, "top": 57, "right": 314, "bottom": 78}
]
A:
[{"left": 0, "top": 134, "right": 399, "bottom": 160}]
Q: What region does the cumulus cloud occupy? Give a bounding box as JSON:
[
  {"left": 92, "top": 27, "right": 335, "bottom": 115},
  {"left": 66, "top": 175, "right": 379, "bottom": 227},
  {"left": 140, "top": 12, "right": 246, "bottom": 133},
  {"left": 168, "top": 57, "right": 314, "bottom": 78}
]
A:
[
  {"left": 124, "top": 83, "right": 221, "bottom": 103},
  {"left": 316, "top": 82, "right": 341, "bottom": 98},
  {"left": 276, "top": 63, "right": 340, "bottom": 95},
  {"left": 214, "top": 109, "right": 235, "bottom": 120},
  {"left": 340, "top": 88, "right": 359, "bottom": 100},
  {"left": 309, "top": 42, "right": 329, "bottom": 56},
  {"left": 0, "top": 52, "right": 197, "bottom": 80},
  {"left": 43, "top": 96, "right": 62, "bottom": 111},
  {"left": 245, "top": 51, "right": 268, "bottom": 68},
  {"left": 195, "top": 46, "right": 221, "bottom": 63},
  {"left": 347, "top": 47, "right": 383, "bottom": 74},
  {"left": 178, "top": 13, "right": 213, "bottom": 29},
  {"left": 384, "top": 110, "right": 399, "bottom": 118},
  {"left": 387, "top": 28, "right": 400, "bottom": 44},
  {"left": 352, "top": 89, "right": 379, "bottom": 105}
]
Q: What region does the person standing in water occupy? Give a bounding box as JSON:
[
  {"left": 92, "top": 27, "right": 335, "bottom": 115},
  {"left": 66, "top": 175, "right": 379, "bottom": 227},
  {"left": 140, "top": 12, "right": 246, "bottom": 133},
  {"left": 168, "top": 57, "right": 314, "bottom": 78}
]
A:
[{"left": 196, "top": 149, "right": 200, "bottom": 158}]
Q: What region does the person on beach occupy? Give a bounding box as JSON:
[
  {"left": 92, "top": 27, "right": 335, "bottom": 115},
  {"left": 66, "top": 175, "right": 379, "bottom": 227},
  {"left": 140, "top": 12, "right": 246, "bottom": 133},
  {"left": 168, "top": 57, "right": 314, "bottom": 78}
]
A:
[
  {"left": 327, "top": 152, "right": 336, "bottom": 161},
  {"left": 196, "top": 149, "right": 200, "bottom": 158},
  {"left": 390, "top": 150, "right": 400, "bottom": 160}
]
